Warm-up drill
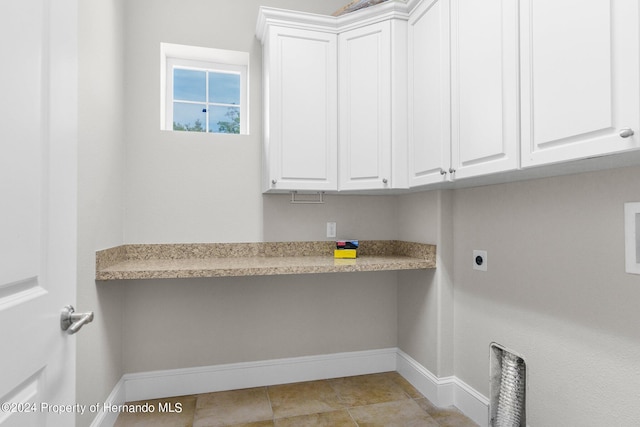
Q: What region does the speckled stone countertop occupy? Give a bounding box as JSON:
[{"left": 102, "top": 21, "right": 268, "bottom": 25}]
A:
[{"left": 96, "top": 240, "right": 436, "bottom": 281}]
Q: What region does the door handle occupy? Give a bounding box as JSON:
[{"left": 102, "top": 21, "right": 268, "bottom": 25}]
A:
[
  {"left": 60, "top": 305, "right": 94, "bottom": 335},
  {"left": 619, "top": 128, "right": 635, "bottom": 138}
]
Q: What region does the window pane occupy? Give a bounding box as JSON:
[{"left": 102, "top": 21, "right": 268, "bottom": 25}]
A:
[
  {"left": 208, "top": 72, "right": 240, "bottom": 105},
  {"left": 174, "top": 69, "right": 206, "bottom": 102},
  {"left": 209, "top": 106, "right": 240, "bottom": 134},
  {"left": 173, "top": 102, "right": 206, "bottom": 132}
]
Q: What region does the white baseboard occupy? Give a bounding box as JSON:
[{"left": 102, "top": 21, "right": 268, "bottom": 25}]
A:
[
  {"left": 395, "top": 349, "right": 456, "bottom": 406},
  {"left": 397, "top": 349, "right": 489, "bottom": 427},
  {"left": 123, "top": 347, "right": 397, "bottom": 402},
  {"left": 454, "top": 377, "right": 490, "bottom": 427},
  {"left": 91, "top": 348, "right": 488, "bottom": 427},
  {"left": 89, "top": 376, "right": 125, "bottom": 427}
]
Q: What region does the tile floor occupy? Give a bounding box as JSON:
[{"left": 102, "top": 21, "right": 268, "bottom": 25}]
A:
[{"left": 114, "top": 372, "right": 479, "bottom": 427}]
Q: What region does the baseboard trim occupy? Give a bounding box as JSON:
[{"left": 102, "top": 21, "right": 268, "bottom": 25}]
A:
[
  {"left": 89, "top": 376, "right": 125, "bottom": 427},
  {"left": 454, "top": 377, "right": 490, "bottom": 427},
  {"left": 396, "top": 349, "right": 489, "bottom": 427},
  {"left": 124, "top": 347, "right": 397, "bottom": 402},
  {"left": 91, "top": 348, "right": 488, "bottom": 427},
  {"left": 395, "top": 349, "right": 456, "bottom": 406}
]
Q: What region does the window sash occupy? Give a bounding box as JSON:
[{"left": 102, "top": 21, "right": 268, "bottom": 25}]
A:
[
  {"left": 171, "top": 65, "right": 242, "bottom": 133},
  {"left": 161, "top": 43, "right": 249, "bottom": 135}
]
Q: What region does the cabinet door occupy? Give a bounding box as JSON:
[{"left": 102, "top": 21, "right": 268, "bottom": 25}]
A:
[
  {"left": 450, "top": 0, "right": 519, "bottom": 179},
  {"left": 338, "top": 21, "right": 392, "bottom": 190},
  {"left": 408, "top": 0, "right": 451, "bottom": 187},
  {"left": 265, "top": 26, "right": 338, "bottom": 192},
  {"left": 520, "top": 0, "right": 640, "bottom": 167}
]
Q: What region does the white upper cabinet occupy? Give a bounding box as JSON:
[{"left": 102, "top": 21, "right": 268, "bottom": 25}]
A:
[
  {"left": 408, "top": 0, "right": 451, "bottom": 187},
  {"left": 450, "top": 0, "right": 520, "bottom": 179},
  {"left": 339, "top": 22, "right": 392, "bottom": 190},
  {"left": 339, "top": 20, "right": 408, "bottom": 190},
  {"left": 257, "top": 5, "right": 408, "bottom": 193},
  {"left": 257, "top": 1, "right": 640, "bottom": 194},
  {"left": 520, "top": 0, "right": 640, "bottom": 167},
  {"left": 260, "top": 24, "right": 338, "bottom": 192}
]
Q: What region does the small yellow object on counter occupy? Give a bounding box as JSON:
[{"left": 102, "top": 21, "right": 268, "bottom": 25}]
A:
[{"left": 334, "top": 249, "right": 357, "bottom": 259}]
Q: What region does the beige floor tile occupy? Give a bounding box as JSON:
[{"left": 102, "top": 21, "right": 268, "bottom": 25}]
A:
[
  {"left": 226, "top": 421, "right": 275, "bottom": 427},
  {"left": 113, "top": 373, "right": 479, "bottom": 427},
  {"left": 194, "top": 387, "right": 273, "bottom": 427},
  {"left": 114, "top": 395, "right": 196, "bottom": 427},
  {"left": 274, "top": 409, "right": 356, "bottom": 427},
  {"left": 349, "top": 399, "right": 440, "bottom": 427},
  {"left": 383, "top": 371, "right": 424, "bottom": 399},
  {"left": 329, "top": 372, "right": 412, "bottom": 407},
  {"left": 415, "top": 398, "right": 479, "bottom": 427},
  {"left": 268, "top": 380, "right": 344, "bottom": 419}
]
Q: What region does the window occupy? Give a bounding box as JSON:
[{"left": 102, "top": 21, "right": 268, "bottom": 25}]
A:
[{"left": 161, "top": 43, "right": 249, "bottom": 134}]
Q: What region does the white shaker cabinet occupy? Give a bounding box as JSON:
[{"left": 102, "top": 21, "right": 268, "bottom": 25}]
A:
[
  {"left": 410, "top": 0, "right": 518, "bottom": 185},
  {"left": 520, "top": 0, "right": 640, "bottom": 167},
  {"left": 257, "top": 5, "right": 409, "bottom": 193},
  {"left": 450, "top": 0, "right": 520, "bottom": 179},
  {"left": 257, "top": 1, "right": 640, "bottom": 194},
  {"left": 339, "top": 20, "right": 408, "bottom": 191},
  {"left": 260, "top": 25, "right": 338, "bottom": 192},
  {"left": 408, "top": 0, "right": 451, "bottom": 187}
]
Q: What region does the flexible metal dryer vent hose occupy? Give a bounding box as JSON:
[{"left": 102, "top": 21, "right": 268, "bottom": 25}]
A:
[{"left": 495, "top": 351, "right": 525, "bottom": 427}]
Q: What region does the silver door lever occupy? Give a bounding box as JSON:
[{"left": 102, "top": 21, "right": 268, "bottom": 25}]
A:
[
  {"left": 619, "top": 128, "right": 635, "bottom": 138},
  {"left": 60, "top": 305, "right": 94, "bottom": 335}
]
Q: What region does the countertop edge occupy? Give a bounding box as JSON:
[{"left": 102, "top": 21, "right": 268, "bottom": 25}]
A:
[{"left": 96, "top": 241, "right": 436, "bottom": 281}]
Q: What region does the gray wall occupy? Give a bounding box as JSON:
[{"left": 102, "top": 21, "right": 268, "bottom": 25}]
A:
[
  {"left": 119, "top": 0, "right": 402, "bottom": 374},
  {"left": 77, "top": 0, "right": 125, "bottom": 425},
  {"left": 123, "top": 272, "right": 398, "bottom": 372},
  {"left": 122, "top": 0, "right": 353, "bottom": 244},
  {"left": 76, "top": 1, "right": 640, "bottom": 426},
  {"left": 453, "top": 165, "right": 640, "bottom": 426},
  {"left": 263, "top": 194, "right": 399, "bottom": 242},
  {"left": 397, "top": 190, "right": 454, "bottom": 377}
]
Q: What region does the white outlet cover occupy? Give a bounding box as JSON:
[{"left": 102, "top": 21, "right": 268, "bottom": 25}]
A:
[
  {"left": 326, "top": 222, "right": 337, "bottom": 238},
  {"left": 473, "top": 250, "right": 487, "bottom": 271},
  {"left": 624, "top": 202, "right": 640, "bottom": 275}
]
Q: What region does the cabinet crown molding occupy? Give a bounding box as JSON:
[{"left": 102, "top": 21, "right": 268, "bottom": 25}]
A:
[{"left": 256, "top": 1, "right": 410, "bottom": 41}]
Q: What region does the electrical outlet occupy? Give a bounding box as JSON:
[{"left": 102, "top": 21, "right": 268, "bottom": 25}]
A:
[
  {"left": 473, "top": 250, "right": 487, "bottom": 271},
  {"left": 625, "top": 202, "right": 640, "bottom": 274},
  {"left": 326, "top": 222, "right": 337, "bottom": 238}
]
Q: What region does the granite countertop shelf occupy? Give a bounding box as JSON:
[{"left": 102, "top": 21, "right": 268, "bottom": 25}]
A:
[{"left": 95, "top": 240, "right": 436, "bottom": 281}]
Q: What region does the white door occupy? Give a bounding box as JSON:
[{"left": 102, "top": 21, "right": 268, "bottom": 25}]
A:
[
  {"left": 450, "top": 0, "right": 519, "bottom": 179},
  {"left": 408, "top": 0, "right": 451, "bottom": 187},
  {"left": 339, "top": 22, "right": 392, "bottom": 191},
  {"left": 264, "top": 26, "right": 338, "bottom": 192},
  {"left": 520, "top": 0, "right": 640, "bottom": 167},
  {"left": 0, "top": 0, "right": 78, "bottom": 426}
]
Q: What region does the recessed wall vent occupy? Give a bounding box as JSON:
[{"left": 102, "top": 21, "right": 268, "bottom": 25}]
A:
[{"left": 490, "top": 343, "right": 526, "bottom": 427}]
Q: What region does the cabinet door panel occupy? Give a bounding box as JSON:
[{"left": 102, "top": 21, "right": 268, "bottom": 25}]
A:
[
  {"left": 268, "top": 27, "right": 338, "bottom": 191},
  {"left": 339, "top": 22, "right": 391, "bottom": 190},
  {"left": 408, "top": 0, "right": 450, "bottom": 187},
  {"left": 451, "top": 0, "right": 519, "bottom": 178},
  {"left": 521, "top": 0, "right": 640, "bottom": 166}
]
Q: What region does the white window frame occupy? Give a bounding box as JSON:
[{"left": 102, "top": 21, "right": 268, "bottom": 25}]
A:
[{"left": 161, "top": 42, "right": 249, "bottom": 134}]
